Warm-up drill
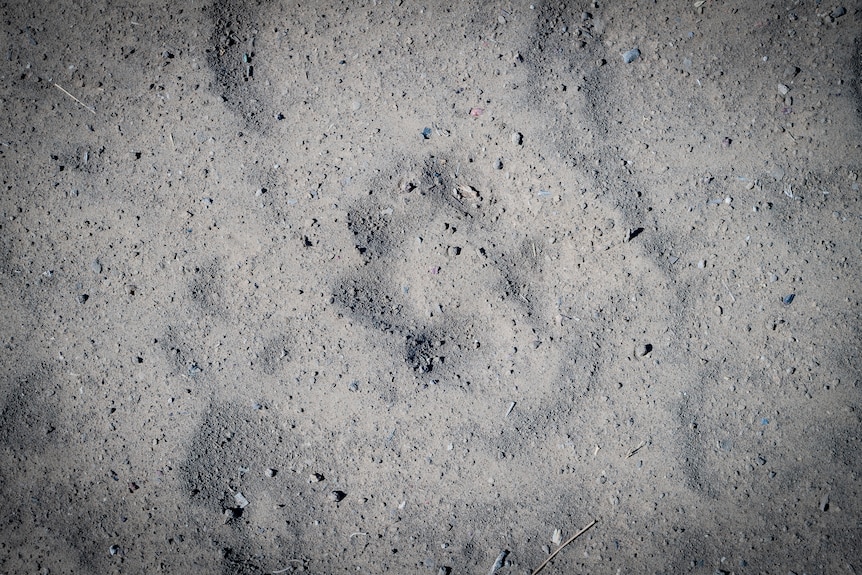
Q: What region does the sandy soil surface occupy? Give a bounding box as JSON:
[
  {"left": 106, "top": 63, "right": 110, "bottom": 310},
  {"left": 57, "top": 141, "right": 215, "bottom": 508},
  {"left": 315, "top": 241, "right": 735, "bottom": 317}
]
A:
[{"left": 1, "top": 0, "right": 860, "bottom": 573}]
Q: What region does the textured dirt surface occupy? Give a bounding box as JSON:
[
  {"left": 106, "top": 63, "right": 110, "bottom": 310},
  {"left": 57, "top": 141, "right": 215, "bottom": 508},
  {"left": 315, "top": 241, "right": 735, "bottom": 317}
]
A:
[{"left": 1, "top": 1, "right": 861, "bottom": 574}]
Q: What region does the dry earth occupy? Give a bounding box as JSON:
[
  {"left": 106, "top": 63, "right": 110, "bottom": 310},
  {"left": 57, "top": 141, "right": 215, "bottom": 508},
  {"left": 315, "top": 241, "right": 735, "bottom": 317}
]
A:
[{"left": 1, "top": 0, "right": 861, "bottom": 574}]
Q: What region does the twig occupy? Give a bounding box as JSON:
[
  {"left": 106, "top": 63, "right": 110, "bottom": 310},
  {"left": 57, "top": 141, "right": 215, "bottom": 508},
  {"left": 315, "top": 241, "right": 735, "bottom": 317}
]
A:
[
  {"left": 722, "top": 281, "right": 736, "bottom": 303},
  {"left": 54, "top": 83, "right": 96, "bottom": 114},
  {"left": 626, "top": 441, "right": 646, "bottom": 458},
  {"left": 531, "top": 519, "right": 598, "bottom": 575},
  {"left": 270, "top": 560, "right": 304, "bottom": 574}
]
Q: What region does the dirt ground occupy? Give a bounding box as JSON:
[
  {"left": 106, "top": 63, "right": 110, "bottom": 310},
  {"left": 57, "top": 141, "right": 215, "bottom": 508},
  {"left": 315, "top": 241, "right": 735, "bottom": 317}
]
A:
[{"left": 1, "top": 0, "right": 860, "bottom": 573}]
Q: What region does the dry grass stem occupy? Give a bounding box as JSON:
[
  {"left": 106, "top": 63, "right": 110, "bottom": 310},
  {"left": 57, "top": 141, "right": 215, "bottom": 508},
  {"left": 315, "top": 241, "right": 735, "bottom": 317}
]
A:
[
  {"left": 531, "top": 519, "right": 598, "bottom": 575},
  {"left": 54, "top": 83, "right": 96, "bottom": 114}
]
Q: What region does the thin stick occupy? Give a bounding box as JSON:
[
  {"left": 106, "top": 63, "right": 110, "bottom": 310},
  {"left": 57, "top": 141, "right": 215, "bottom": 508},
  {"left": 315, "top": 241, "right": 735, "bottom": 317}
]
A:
[
  {"left": 722, "top": 281, "right": 736, "bottom": 303},
  {"left": 54, "top": 83, "right": 96, "bottom": 114},
  {"left": 626, "top": 440, "right": 646, "bottom": 458},
  {"left": 270, "top": 560, "right": 304, "bottom": 574},
  {"left": 531, "top": 519, "right": 598, "bottom": 575}
]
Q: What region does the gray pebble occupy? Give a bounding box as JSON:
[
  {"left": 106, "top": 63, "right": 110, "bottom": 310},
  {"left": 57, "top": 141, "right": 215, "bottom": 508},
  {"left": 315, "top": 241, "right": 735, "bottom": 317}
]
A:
[
  {"left": 329, "top": 490, "right": 346, "bottom": 502},
  {"left": 91, "top": 259, "right": 102, "bottom": 274},
  {"left": 622, "top": 48, "right": 640, "bottom": 63},
  {"left": 77, "top": 294, "right": 89, "bottom": 304},
  {"left": 109, "top": 544, "right": 120, "bottom": 556},
  {"left": 831, "top": 6, "right": 846, "bottom": 18},
  {"left": 494, "top": 158, "right": 503, "bottom": 170},
  {"left": 510, "top": 132, "right": 523, "bottom": 145},
  {"left": 265, "top": 468, "right": 276, "bottom": 477},
  {"left": 783, "top": 66, "right": 800, "bottom": 79},
  {"left": 819, "top": 494, "right": 830, "bottom": 511}
]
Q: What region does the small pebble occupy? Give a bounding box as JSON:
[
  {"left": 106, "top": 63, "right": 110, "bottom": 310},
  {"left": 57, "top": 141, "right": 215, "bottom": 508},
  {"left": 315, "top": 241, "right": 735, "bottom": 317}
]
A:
[
  {"left": 697, "top": 260, "right": 705, "bottom": 269},
  {"left": 109, "top": 544, "right": 120, "bottom": 556},
  {"left": 77, "top": 294, "right": 89, "bottom": 304},
  {"left": 494, "top": 158, "right": 503, "bottom": 170},
  {"left": 784, "top": 66, "right": 800, "bottom": 79},
  {"left": 777, "top": 84, "right": 790, "bottom": 96},
  {"left": 309, "top": 473, "right": 324, "bottom": 483},
  {"left": 622, "top": 48, "right": 640, "bottom": 63},
  {"left": 819, "top": 494, "right": 830, "bottom": 511},
  {"left": 510, "top": 132, "right": 523, "bottom": 145},
  {"left": 91, "top": 259, "right": 102, "bottom": 274},
  {"left": 329, "top": 490, "right": 346, "bottom": 502},
  {"left": 636, "top": 343, "right": 651, "bottom": 357},
  {"left": 830, "top": 6, "right": 846, "bottom": 18},
  {"left": 351, "top": 100, "right": 362, "bottom": 111},
  {"left": 233, "top": 492, "right": 249, "bottom": 508},
  {"left": 265, "top": 468, "right": 276, "bottom": 477}
]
